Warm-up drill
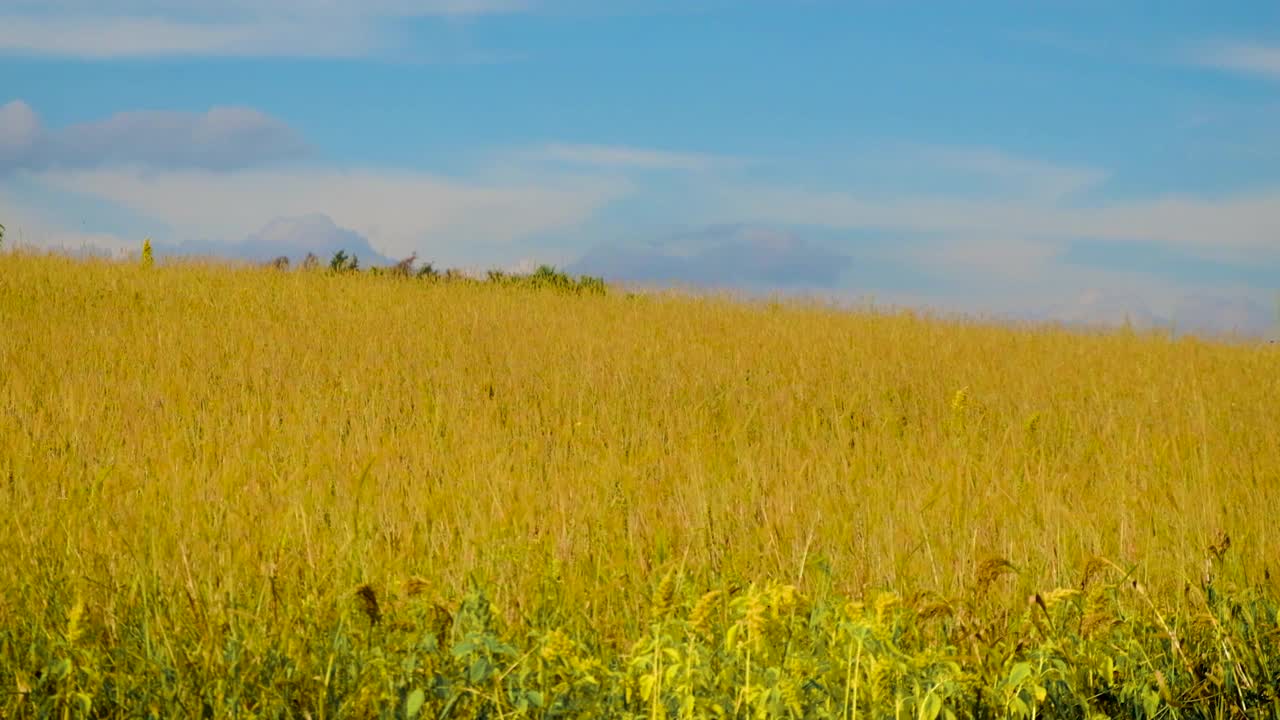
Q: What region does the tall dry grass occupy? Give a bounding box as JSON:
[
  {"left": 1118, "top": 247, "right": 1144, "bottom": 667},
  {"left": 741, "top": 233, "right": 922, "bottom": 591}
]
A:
[{"left": 3, "top": 252, "right": 1276, "bottom": 635}]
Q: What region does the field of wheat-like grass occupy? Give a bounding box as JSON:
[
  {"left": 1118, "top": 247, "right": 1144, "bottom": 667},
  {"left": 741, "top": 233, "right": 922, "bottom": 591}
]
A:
[{"left": 2, "top": 251, "right": 1278, "bottom": 718}]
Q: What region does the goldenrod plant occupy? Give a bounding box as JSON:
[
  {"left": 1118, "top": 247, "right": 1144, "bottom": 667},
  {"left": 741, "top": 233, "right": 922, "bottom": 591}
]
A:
[{"left": 1, "top": 251, "right": 1278, "bottom": 717}]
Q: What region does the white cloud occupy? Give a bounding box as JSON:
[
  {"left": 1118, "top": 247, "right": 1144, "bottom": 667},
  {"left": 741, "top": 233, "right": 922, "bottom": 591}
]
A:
[
  {"left": 0, "top": 0, "right": 526, "bottom": 58},
  {"left": 1198, "top": 43, "right": 1280, "bottom": 80},
  {"left": 27, "top": 166, "right": 627, "bottom": 259}
]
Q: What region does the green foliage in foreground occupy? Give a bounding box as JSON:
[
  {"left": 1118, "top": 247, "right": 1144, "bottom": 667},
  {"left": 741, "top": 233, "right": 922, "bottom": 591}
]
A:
[
  {"left": 484, "top": 265, "right": 608, "bottom": 296},
  {"left": 321, "top": 247, "right": 608, "bottom": 295},
  {"left": 3, "top": 570, "right": 1278, "bottom": 719}
]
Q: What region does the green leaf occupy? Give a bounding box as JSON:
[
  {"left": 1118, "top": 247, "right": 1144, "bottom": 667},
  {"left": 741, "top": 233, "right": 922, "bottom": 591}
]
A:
[
  {"left": 405, "top": 689, "right": 425, "bottom": 719},
  {"left": 468, "top": 657, "right": 491, "bottom": 684},
  {"left": 48, "top": 658, "right": 71, "bottom": 681},
  {"left": 919, "top": 691, "right": 943, "bottom": 720},
  {"left": 1143, "top": 687, "right": 1160, "bottom": 718},
  {"left": 1007, "top": 662, "right": 1032, "bottom": 688}
]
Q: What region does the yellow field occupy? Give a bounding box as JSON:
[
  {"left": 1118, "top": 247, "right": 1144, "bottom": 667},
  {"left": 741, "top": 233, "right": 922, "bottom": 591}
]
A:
[{"left": 2, "top": 251, "right": 1278, "bottom": 717}]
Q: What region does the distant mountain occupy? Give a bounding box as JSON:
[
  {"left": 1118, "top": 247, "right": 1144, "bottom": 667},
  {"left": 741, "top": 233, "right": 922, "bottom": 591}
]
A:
[
  {"left": 568, "top": 224, "right": 852, "bottom": 289},
  {"left": 1045, "top": 289, "right": 1160, "bottom": 331},
  {"left": 1171, "top": 295, "right": 1274, "bottom": 338},
  {"left": 156, "top": 213, "right": 397, "bottom": 267},
  {"left": 1038, "top": 289, "right": 1274, "bottom": 339}
]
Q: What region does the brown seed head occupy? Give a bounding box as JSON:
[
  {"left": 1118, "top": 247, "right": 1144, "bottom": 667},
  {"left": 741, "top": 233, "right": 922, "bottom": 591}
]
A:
[
  {"left": 976, "top": 558, "right": 1018, "bottom": 591},
  {"left": 356, "top": 584, "right": 381, "bottom": 626}
]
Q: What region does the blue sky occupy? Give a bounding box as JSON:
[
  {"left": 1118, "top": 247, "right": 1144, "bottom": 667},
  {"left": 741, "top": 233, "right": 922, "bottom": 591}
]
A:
[{"left": 1, "top": 1, "right": 1277, "bottom": 335}]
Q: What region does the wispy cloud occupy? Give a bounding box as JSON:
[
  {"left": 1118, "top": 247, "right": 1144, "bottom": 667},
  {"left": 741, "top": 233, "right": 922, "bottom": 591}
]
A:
[
  {"left": 528, "top": 143, "right": 740, "bottom": 172},
  {"left": 713, "top": 184, "right": 1280, "bottom": 263},
  {"left": 27, "top": 166, "right": 626, "bottom": 260},
  {"left": 0, "top": 17, "right": 381, "bottom": 59},
  {"left": 0, "top": 187, "right": 136, "bottom": 255},
  {"left": 1195, "top": 42, "right": 1280, "bottom": 80},
  {"left": 0, "top": 101, "right": 40, "bottom": 162},
  {"left": 0, "top": 0, "right": 527, "bottom": 58},
  {"left": 905, "top": 144, "right": 1108, "bottom": 200},
  {"left": 0, "top": 0, "right": 525, "bottom": 12},
  {"left": 0, "top": 100, "right": 308, "bottom": 173},
  {"left": 899, "top": 233, "right": 1062, "bottom": 280}
]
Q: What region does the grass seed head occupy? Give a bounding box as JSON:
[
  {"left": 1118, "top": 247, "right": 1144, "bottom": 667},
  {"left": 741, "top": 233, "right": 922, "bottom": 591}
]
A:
[
  {"left": 689, "top": 589, "right": 723, "bottom": 636},
  {"left": 1208, "top": 531, "right": 1231, "bottom": 561},
  {"left": 1079, "top": 556, "right": 1110, "bottom": 590},
  {"left": 650, "top": 568, "right": 677, "bottom": 622}
]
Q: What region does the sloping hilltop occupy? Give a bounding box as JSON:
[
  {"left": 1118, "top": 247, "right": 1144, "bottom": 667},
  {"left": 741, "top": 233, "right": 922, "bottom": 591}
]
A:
[{"left": 2, "top": 252, "right": 1279, "bottom": 718}]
